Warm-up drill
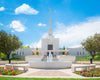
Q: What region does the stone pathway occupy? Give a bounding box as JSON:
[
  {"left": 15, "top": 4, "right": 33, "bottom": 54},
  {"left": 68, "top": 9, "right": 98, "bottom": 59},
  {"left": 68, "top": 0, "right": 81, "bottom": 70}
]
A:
[
  {"left": 28, "top": 70, "right": 70, "bottom": 76},
  {"left": 16, "top": 68, "right": 83, "bottom": 78}
]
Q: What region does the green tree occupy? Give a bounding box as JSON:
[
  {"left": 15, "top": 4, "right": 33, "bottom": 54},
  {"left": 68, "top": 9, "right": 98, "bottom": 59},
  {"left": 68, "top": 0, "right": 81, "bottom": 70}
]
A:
[
  {"left": 36, "top": 47, "right": 39, "bottom": 55},
  {"left": 93, "top": 33, "right": 100, "bottom": 52},
  {"left": 82, "top": 33, "right": 100, "bottom": 59},
  {"left": 21, "top": 46, "right": 30, "bottom": 48},
  {"left": 62, "top": 46, "right": 65, "bottom": 55},
  {"left": 0, "top": 30, "right": 22, "bottom": 63}
]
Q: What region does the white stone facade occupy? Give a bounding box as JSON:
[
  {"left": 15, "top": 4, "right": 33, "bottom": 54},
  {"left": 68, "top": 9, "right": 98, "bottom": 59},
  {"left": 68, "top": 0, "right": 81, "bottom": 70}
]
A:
[{"left": 41, "top": 37, "right": 59, "bottom": 54}]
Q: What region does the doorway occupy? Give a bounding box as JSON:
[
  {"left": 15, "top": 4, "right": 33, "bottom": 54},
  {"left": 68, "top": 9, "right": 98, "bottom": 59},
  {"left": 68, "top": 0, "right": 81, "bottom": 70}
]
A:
[{"left": 47, "top": 45, "right": 53, "bottom": 56}]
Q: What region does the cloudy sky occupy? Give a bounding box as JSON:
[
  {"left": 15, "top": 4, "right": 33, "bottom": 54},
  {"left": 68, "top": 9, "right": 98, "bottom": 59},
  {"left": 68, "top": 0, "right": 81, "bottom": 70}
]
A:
[{"left": 0, "top": 0, "right": 100, "bottom": 48}]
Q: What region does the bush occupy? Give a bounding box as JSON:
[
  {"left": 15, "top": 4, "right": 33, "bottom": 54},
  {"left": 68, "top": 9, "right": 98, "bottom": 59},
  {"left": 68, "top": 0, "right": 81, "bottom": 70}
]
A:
[
  {"left": 11, "top": 53, "right": 17, "bottom": 58},
  {"left": 94, "top": 53, "right": 100, "bottom": 60},
  {"left": 0, "top": 53, "right": 7, "bottom": 60},
  {"left": 36, "top": 52, "right": 39, "bottom": 55},
  {"left": 87, "top": 55, "right": 92, "bottom": 60}
]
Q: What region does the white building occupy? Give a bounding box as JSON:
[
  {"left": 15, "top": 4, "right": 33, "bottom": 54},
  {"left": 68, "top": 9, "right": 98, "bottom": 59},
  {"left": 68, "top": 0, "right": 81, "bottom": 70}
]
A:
[
  {"left": 68, "top": 47, "right": 90, "bottom": 58},
  {"left": 12, "top": 10, "right": 90, "bottom": 58},
  {"left": 41, "top": 10, "right": 59, "bottom": 55}
]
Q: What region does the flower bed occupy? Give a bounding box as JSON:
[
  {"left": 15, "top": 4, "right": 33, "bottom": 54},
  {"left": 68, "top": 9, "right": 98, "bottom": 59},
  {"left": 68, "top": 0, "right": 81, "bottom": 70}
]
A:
[
  {"left": 75, "top": 68, "right": 100, "bottom": 77},
  {"left": 0, "top": 67, "right": 22, "bottom": 75}
]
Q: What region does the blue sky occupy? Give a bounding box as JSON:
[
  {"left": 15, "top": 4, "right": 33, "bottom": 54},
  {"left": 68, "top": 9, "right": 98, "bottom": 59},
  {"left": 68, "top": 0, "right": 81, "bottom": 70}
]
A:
[{"left": 0, "top": 0, "right": 100, "bottom": 48}]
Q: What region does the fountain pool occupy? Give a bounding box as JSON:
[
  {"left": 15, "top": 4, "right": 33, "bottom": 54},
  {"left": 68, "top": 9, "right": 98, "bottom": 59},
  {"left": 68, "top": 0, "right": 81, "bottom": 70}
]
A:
[
  {"left": 29, "top": 61, "right": 72, "bottom": 69},
  {"left": 27, "top": 52, "right": 74, "bottom": 69}
]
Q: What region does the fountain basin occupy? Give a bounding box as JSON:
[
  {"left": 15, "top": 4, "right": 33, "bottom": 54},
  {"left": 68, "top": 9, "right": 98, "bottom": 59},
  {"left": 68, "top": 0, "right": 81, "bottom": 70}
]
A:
[{"left": 29, "top": 61, "right": 72, "bottom": 69}]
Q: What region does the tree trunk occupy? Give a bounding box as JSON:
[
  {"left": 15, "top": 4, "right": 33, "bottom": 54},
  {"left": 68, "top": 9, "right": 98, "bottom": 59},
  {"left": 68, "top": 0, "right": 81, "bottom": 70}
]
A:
[
  {"left": 92, "top": 55, "right": 95, "bottom": 59},
  {"left": 90, "top": 52, "right": 93, "bottom": 64},
  {"left": 7, "top": 53, "right": 11, "bottom": 64},
  {"left": 92, "top": 53, "right": 96, "bottom": 59},
  {"left": 90, "top": 58, "right": 92, "bottom": 64}
]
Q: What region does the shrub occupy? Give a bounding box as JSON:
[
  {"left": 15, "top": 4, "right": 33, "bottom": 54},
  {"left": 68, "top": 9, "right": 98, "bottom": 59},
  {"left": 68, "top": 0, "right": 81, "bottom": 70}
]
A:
[
  {"left": 36, "top": 52, "right": 39, "bottom": 55},
  {"left": 87, "top": 55, "right": 92, "bottom": 60},
  {"left": 94, "top": 52, "right": 100, "bottom": 60},
  {"left": 11, "top": 53, "right": 17, "bottom": 58},
  {"left": 0, "top": 53, "right": 7, "bottom": 60}
]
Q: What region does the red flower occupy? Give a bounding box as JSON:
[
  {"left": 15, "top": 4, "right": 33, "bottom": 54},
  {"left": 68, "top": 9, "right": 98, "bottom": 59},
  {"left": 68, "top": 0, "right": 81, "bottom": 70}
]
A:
[
  {"left": 96, "top": 72, "right": 99, "bottom": 75},
  {"left": 0, "top": 73, "right": 3, "bottom": 75},
  {"left": 82, "top": 73, "right": 85, "bottom": 75},
  {"left": 6, "top": 72, "right": 8, "bottom": 74},
  {"left": 87, "top": 73, "right": 90, "bottom": 75},
  {"left": 14, "top": 73, "right": 16, "bottom": 75},
  {"left": 10, "top": 69, "right": 13, "bottom": 72}
]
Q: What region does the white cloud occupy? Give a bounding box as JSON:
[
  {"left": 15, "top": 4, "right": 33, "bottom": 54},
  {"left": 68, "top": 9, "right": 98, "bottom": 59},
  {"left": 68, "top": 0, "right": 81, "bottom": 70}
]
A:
[
  {"left": 38, "top": 23, "right": 47, "bottom": 26},
  {"left": 29, "top": 40, "right": 41, "bottom": 48},
  {"left": 0, "top": 23, "right": 3, "bottom": 26},
  {"left": 0, "top": 7, "right": 5, "bottom": 11},
  {"left": 54, "top": 16, "right": 100, "bottom": 48},
  {"left": 11, "top": 30, "right": 15, "bottom": 32},
  {"left": 15, "top": 4, "right": 38, "bottom": 15},
  {"left": 10, "top": 20, "right": 25, "bottom": 32},
  {"left": 26, "top": 16, "right": 100, "bottom": 48}
]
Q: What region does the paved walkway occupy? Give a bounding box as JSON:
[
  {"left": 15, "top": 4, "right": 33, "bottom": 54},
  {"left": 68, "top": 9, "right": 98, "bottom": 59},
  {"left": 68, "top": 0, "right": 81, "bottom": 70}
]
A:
[{"left": 16, "top": 68, "right": 83, "bottom": 78}]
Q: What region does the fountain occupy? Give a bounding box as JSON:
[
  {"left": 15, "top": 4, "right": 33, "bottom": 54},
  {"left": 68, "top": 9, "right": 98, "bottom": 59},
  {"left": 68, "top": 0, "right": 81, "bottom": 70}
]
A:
[
  {"left": 47, "top": 51, "right": 53, "bottom": 62},
  {"left": 26, "top": 50, "right": 75, "bottom": 69}
]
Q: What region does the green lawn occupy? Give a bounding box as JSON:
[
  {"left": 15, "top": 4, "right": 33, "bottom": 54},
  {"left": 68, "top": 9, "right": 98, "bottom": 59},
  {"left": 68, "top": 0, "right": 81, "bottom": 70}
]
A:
[
  {"left": 75, "top": 58, "right": 100, "bottom": 61},
  {"left": 0, "top": 77, "right": 100, "bottom": 80}
]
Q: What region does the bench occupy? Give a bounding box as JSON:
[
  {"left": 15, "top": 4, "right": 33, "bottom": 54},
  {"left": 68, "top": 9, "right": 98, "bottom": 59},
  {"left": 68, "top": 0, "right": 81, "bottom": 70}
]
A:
[
  {"left": 72, "top": 64, "right": 96, "bottom": 72},
  {"left": 5, "top": 64, "right": 29, "bottom": 72},
  {"left": 5, "top": 64, "right": 13, "bottom": 70},
  {"left": 13, "top": 64, "right": 28, "bottom": 72}
]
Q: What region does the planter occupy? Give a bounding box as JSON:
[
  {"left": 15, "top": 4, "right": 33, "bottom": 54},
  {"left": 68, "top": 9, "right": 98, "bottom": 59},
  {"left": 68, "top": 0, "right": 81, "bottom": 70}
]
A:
[{"left": 75, "top": 68, "right": 100, "bottom": 77}]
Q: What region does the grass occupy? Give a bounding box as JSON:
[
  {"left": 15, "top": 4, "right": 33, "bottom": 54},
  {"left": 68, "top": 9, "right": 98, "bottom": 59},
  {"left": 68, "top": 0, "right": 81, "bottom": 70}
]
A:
[
  {"left": 1, "top": 58, "right": 25, "bottom": 61},
  {"left": 75, "top": 58, "right": 100, "bottom": 61},
  {"left": 0, "top": 77, "right": 100, "bottom": 80},
  {"left": 75, "top": 59, "right": 89, "bottom": 61}
]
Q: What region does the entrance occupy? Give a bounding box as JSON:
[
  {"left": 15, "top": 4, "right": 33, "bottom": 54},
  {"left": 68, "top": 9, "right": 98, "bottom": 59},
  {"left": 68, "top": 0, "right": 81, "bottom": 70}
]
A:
[
  {"left": 48, "top": 45, "right": 53, "bottom": 50},
  {"left": 47, "top": 45, "right": 53, "bottom": 56}
]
